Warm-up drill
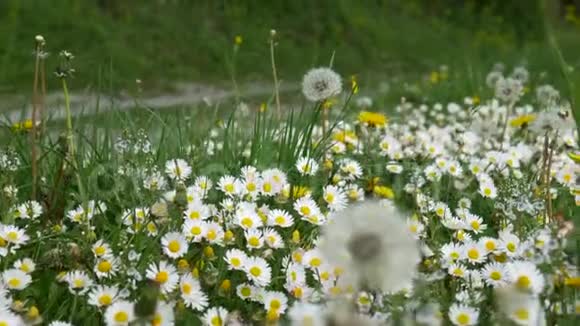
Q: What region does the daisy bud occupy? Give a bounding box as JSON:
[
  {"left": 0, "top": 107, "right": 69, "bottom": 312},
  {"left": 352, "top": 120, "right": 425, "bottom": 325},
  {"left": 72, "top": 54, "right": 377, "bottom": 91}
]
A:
[
  {"left": 291, "top": 230, "right": 300, "bottom": 244},
  {"left": 220, "top": 279, "right": 231, "bottom": 292}
]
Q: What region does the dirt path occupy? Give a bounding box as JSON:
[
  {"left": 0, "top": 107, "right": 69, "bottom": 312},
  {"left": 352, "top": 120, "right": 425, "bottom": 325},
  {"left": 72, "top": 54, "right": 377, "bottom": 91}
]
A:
[{"left": 1, "top": 82, "right": 299, "bottom": 123}]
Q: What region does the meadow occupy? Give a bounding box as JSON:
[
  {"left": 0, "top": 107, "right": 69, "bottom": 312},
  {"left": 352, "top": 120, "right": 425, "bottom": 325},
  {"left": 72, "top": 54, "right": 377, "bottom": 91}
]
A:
[{"left": 0, "top": 1, "right": 579, "bottom": 325}]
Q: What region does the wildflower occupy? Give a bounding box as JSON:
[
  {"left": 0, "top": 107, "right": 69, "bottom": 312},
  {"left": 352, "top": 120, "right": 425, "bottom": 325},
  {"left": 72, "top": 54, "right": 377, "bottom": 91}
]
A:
[
  {"left": 319, "top": 201, "right": 420, "bottom": 293},
  {"left": 288, "top": 302, "right": 324, "bottom": 326},
  {"left": 507, "top": 261, "right": 545, "bottom": 294},
  {"left": 302, "top": 67, "right": 342, "bottom": 102},
  {"left": 3, "top": 269, "right": 32, "bottom": 290},
  {"left": 146, "top": 261, "right": 179, "bottom": 294},
  {"left": 92, "top": 240, "right": 113, "bottom": 259},
  {"left": 262, "top": 291, "right": 288, "bottom": 314},
  {"left": 182, "top": 219, "right": 206, "bottom": 242},
  {"left": 224, "top": 249, "right": 247, "bottom": 270},
  {"left": 495, "top": 287, "right": 543, "bottom": 326},
  {"left": 358, "top": 111, "right": 388, "bottom": 127},
  {"left": 235, "top": 207, "right": 262, "bottom": 230},
  {"left": 88, "top": 285, "right": 119, "bottom": 308},
  {"left": 183, "top": 200, "right": 211, "bottom": 220},
  {"left": 510, "top": 114, "right": 536, "bottom": 128},
  {"left": 268, "top": 209, "right": 294, "bottom": 228},
  {"left": 165, "top": 158, "right": 192, "bottom": 180},
  {"left": 94, "top": 257, "right": 120, "bottom": 279},
  {"left": 14, "top": 258, "right": 35, "bottom": 274},
  {"left": 104, "top": 300, "right": 135, "bottom": 326},
  {"left": 65, "top": 270, "right": 93, "bottom": 294},
  {"left": 495, "top": 77, "right": 523, "bottom": 103},
  {"left": 244, "top": 228, "right": 264, "bottom": 249},
  {"left": 180, "top": 273, "right": 208, "bottom": 311},
  {"left": 236, "top": 283, "right": 257, "bottom": 301},
  {"left": 151, "top": 301, "right": 174, "bottom": 326},
  {"left": 244, "top": 256, "right": 272, "bottom": 287},
  {"left": 161, "top": 232, "right": 188, "bottom": 259},
  {"left": 295, "top": 157, "right": 319, "bottom": 176},
  {"left": 203, "top": 307, "right": 228, "bottom": 326},
  {"left": 323, "top": 185, "right": 347, "bottom": 211},
  {"left": 481, "top": 262, "right": 509, "bottom": 287},
  {"left": 373, "top": 185, "right": 395, "bottom": 199},
  {"left": 463, "top": 241, "right": 486, "bottom": 264},
  {"left": 448, "top": 304, "right": 479, "bottom": 326}
]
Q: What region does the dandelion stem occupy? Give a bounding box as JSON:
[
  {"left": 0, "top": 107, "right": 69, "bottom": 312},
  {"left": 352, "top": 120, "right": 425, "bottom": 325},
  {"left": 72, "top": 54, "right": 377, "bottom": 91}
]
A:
[
  {"left": 31, "top": 42, "right": 41, "bottom": 200},
  {"left": 269, "top": 31, "right": 281, "bottom": 118},
  {"left": 499, "top": 101, "right": 513, "bottom": 150}
]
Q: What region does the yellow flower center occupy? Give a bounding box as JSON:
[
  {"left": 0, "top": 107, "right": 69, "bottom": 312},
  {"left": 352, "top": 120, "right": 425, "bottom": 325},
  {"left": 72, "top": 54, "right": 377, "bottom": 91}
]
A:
[
  {"left": 94, "top": 246, "right": 106, "bottom": 256},
  {"left": 114, "top": 311, "right": 128, "bottom": 323},
  {"left": 207, "top": 230, "right": 217, "bottom": 241},
  {"left": 325, "top": 193, "right": 334, "bottom": 203},
  {"left": 231, "top": 257, "right": 241, "bottom": 267},
  {"left": 484, "top": 188, "right": 492, "bottom": 196},
  {"left": 152, "top": 314, "right": 162, "bottom": 326},
  {"left": 8, "top": 278, "right": 21, "bottom": 288},
  {"left": 309, "top": 258, "right": 321, "bottom": 267},
  {"left": 73, "top": 279, "right": 84, "bottom": 288},
  {"left": 20, "top": 264, "right": 31, "bottom": 273},
  {"left": 248, "top": 237, "right": 260, "bottom": 247},
  {"left": 7, "top": 231, "right": 18, "bottom": 241},
  {"left": 241, "top": 287, "right": 252, "bottom": 297},
  {"left": 274, "top": 216, "right": 285, "bottom": 225},
  {"left": 470, "top": 221, "right": 480, "bottom": 230},
  {"left": 156, "top": 271, "right": 169, "bottom": 283},
  {"left": 467, "top": 249, "right": 480, "bottom": 260},
  {"left": 182, "top": 283, "right": 192, "bottom": 295},
  {"left": 246, "top": 183, "right": 256, "bottom": 192},
  {"left": 516, "top": 275, "right": 531, "bottom": 289},
  {"left": 507, "top": 243, "right": 516, "bottom": 252},
  {"left": 98, "top": 294, "right": 113, "bottom": 306},
  {"left": 450, "top": 252, "right": 460, "bottom": 260},
  {"left": 456, "top": 313, "right": 470, "bottom": 325},
  {"left": 189, "top": 211, "right": 200, "bottom": 219},
  {"left": 299, "top": 206, "right": 311, "bottom": 216},
  {"left": 211, "top": 316, "right": 222, "bottom": 326},
  {"left": 490, "top": 271, "right": 502, "bottom": 280},
  {"left": 514, "top": 308, "right": 529, "bottom": 321},
  {"left": 263, "top": 183, "right": 272, "bottom": 192},
  {"left": 224, "top": 184, "right": 234, "bottom": 193},
  {"left": 168, "top": 240, "right": 181, "bottom": 253},
  {"left": 270, "top": 299, "right": 281, "bottom": 310},
  {"left": 97, "top": 260, "right": 112, "bottom": 273},
  {"left": 191, "top": 226, "right": 202, "bottom": 236},
  {"left": 485, "top": 241, "right": 496, "bottom": 251},
  {"left": 250, "top": 266, "right": 261, "bottom": 277},
  {"left": 241, "top": 217, "right": 253, "bottom": 228}
]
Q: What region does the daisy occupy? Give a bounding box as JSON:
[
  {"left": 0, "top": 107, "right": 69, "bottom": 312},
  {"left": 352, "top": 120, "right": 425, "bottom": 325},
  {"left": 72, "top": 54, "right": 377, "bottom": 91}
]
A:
[
  {"left": 2, "top": 269, "right": 32, "bottom": 290},
  {"left": 224, "top": 249, "right": 247, "bottom": 270},
  {"left": 161, "top": 232, "right": 188, "bottom": 259},
  {"left": 448, "top": 304, "right": 479, "bottom": 326},
  {"left": 0, "top": 311, "right": 23, "bottom": 326},
  {"left": 261, "top": 168, "right": 287, "bottom": 195},
  {"left": 236, "top": 283, "right": 257, "bottom": 301},
  {"left": 339, "top": 159, "right": 363, "bottom": 180},
  {"left": 0, "top": 225, "right": 29, "bottom": 247},
  {"left": 294, "top": 196, "right": 320, "bottom": 218},
  {"left": 15, "top": 201, "right": 43, "bottom": 220},
  {"left": 262, "top": 291, "right": 288, "bottom": 314},
  {"left": 65, "top": 270, "right": 93, "bottom": 294},
  {"left": 323, "top": 185, "right": 347, "bottom": 211},
  {"left": 448, "top": 263, "right": 468, "bottom": 279},
  {"left": 204, "top": 222, "right": 225, "bottom": 244},
  {"left": 92, "top": 240, "right": 113, "bottom": 259},
  {"left": 180, "top": 273, "right": 208, "bottom": 311},
  {"left": 499, "top": 231, "right": 521, "bottom": 257},
  {"left": 479, "top": 237, "right": 499, "bottom": 254},
  {"left": 463, "top": 241, "right": 486, "bottom": 264},
  {"left": 235, "top": 208, "right": 262, "bottom": 230},
  {"left": 94, "top": 256, "right": 120, "bottom": 279},
  {"left": 244, "top": 256, "right": 272, "bottom": 287},
  {"left": 302, "top": 67, "right": 342, "bottom": 102},
  {"left": 104, "top": 300, "right": 135, "bottom": 326},
  {"left": 479, "top": 180, "right": 497, "bottom": 199},
  {"left": 165, "top": 158, "right": 191, "bottom": 180},
  {"left": 302, "top": 249, "right": 324, "bottom": 270},
  {"left": 288, "top": 302, "right": 324, "bottom": 326},
  {"left": 244, "top": 228, "right": 264, "bottom": 249},
  {"left": 217, "top": 175, "right": 241, "bottom": 197},
  {"left": 151, "top": 301, "right": 174, "bottom": 326},
  {"left": 507, "top": 261, "right": 545, "bottom": 294},
  {"left": 182, "top": 219, "right": 206, "bottom": 242},
  {"left": 295, "top": 157, "right": 319, "bottom": 176},
  {"left": 465, "top": 213, "right": 486, "bottom": 234},
  {"left": 268, "top": 209, "right": 294, "bottom": 228},
  {"left": 146, "top": 261, "right": 179, "bottom": 294},
  {"left": 13, "top": 258, "right": 35, "bottom": 274},
  {"left": 194, "top": 175, "right": 213, "bottom": 193},
  {"left": 481, "top": 262, "right": 509, "bottom": 287},
  {"left": 263, "top": 228, "right": 284, "bottom": 249},
  {"left": 202, "top": 306, "right": 229, "bottom": 326},
  {"left": 441, "top": 242, "right": 464, "bottom": 265},
  {"left": 183, "top": 200, "right": 211, "bottom": 220},
  {"left": 286, "top": 262, "right": 307, "bottom": 285},
  {"left": 88, "top": 285, "right": 119, "bottom": 307}
]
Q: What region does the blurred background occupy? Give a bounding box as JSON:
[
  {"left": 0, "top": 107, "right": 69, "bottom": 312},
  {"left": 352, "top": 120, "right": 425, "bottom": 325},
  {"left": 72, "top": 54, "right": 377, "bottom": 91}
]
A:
[{"left": 1, "top": 0, "right": 580, "bottom": 101}]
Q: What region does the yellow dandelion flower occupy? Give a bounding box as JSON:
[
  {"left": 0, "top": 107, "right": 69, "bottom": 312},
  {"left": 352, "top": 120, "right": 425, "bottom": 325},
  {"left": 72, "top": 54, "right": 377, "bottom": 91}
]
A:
[
  {"left": 510, "top": 114, "right": 536, "bottom": 128},
  {"left": 358, "top": 111, "right": 388, "bottom": 127},
  {"left": 373, "top": 185, "right": 395, "bottom": 199}
]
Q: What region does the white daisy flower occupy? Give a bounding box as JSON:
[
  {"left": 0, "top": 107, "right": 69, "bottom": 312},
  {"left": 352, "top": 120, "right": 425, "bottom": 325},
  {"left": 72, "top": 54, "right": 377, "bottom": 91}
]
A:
[
  {"left": 481, "top": 262, "right": 509, "bottom": 287},
  {"left": 183, "top": 200, "right": 211, "bottom": 220},
  {"left": 236, "top": 283, "right": 257, "bottom": 301},
  {"left": 235, "top": 207, "right": 262, "bottom": 230},
  {"left": 224, "top": 249, "right": 247, "bottom": 270},
  {"left": 202, "top": 306, "right": 228, "bottom": 326},
  {"left": 204, "top": 222, "right": 224, "bottom": 244},
  {"left": 0, "top": 225, "right": 29, "bottom": 247},
  {"left": 448, "top": 263, "right": 468, "bottom": 279},
  {"left": 267, "top": 209, "right": 294, "bottom": 228},
  {"left": 161, "top": 232, "right": 188, "bottom": 259},
  {"left": 104, "top": 300, "right": 135, "bottom": 326},
  {"left": 288, "top": 302, "right": 324, "bottom": 326},
  {"left": 302, "top": 67, "right": 342, "bottom": 102},
  {"left": 463, "top": 241, "right": 486, "bottom": 264},
  {"left": 13, "top": 258, "right": 35, "bottom": 274},
  {"left": 2, "top": 268, "right": 32, "bottom": 290},
  {"left": 146, "top": 261, "right": 179, "bottom": 294},
  {"left": 182, "top": 219, "right": 206, "bottom": 242},
  {"left": 92, "top": 240, "right": 113, "bottom": 259},
  {"left": 507, "top": 261, "right": 545, "bottom": 294},
  {"left": 0, "top": 311, "right": 23, "bottom": 326},
  {"left": 94, "top": 256, "right": 120, "bottom": 279},
  {"left": 440, "top": 242, "right": 464, "bottom": 266},
  {"left": 323, "top": 185, "right": 347, "bottom": 211},
  {"left": 244, "top": 256, "right": 272, "bottom": 287},
  {"left": 295, "top": 157, "right": 319, "bottom": 176},
  {"left": 65, "top": 270, "right": 93, "bottom": 294},
  {"left": 244, "top": 228, "right": 264, "bottom": 249},
  {"left": 151, "top": 301, "right": 174, "bottom": 326},
  {"left": 479, "top": 237, "right": 499, "bottom": 254},
  {"left": 218, "top": 175, "right": 242, "bottom": 197},
  {"left": 88, "top": 285, "right": 119, "bottom": 307},
  {"left": 448, "top": 304, "right": 479, "bottom": 326},
  {"left": 263, "top": 228, "right": 284, "bottom": 249},
  {"left": 180, "top": 273, "right": 208, "bottom": 311},
  {"left": 165, "top": 158, "right": 192, "bottom": 180},
  {"left": 294, "top": 196, "right": 320, "bottom": 218},
  {"left": 262, "top": 291, "right": 288, "bottom": 314}
]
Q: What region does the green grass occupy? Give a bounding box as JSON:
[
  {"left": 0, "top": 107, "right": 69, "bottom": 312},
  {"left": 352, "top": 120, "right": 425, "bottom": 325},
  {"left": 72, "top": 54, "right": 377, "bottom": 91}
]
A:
[{"left": 2, "top": 0, "right": 580, "bottom": 99}]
